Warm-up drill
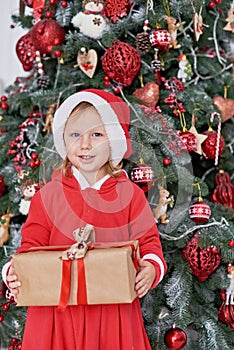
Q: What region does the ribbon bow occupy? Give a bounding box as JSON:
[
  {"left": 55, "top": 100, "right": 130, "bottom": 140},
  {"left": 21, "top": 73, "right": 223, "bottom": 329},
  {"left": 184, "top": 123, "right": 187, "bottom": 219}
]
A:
[{"left": 60, "top": 224, "right": 95, "bottom": 261}]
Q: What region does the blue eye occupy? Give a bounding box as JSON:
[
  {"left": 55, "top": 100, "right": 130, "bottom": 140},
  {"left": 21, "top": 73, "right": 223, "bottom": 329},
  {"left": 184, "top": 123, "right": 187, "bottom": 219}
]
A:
[{"left": 71, "top": 132, "right": 80, "bottom": 138}]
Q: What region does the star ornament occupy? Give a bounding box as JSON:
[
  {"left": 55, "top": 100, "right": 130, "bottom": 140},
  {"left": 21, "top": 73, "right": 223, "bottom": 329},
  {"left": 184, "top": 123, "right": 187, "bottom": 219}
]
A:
[{"left": 189, "top": 125, "right": 207, "bottom": 155}]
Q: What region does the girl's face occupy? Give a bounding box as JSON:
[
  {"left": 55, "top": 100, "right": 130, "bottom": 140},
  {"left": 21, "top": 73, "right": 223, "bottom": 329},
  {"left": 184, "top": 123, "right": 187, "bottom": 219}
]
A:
[{"left": 64, "top": 105, "right": 110, "bottom": 184}]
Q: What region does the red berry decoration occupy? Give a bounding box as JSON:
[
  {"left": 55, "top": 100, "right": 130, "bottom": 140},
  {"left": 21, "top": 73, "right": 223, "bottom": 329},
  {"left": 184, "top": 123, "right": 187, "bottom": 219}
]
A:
[
  {"left": 228, "top": 240, "right": 234, "bottom": 247},
  {"left": 31, "top": 152, "right": 38, "bottom": 160},
  {"left": 178, "top": 130, "right": 197, "bottom": 153},
  {"left": 163, "top": 157, "right": 171, "bottom": 166},
  {"left": 182, "top": 232, "right": 221, "bottom": 282},
  {"left": 0, "top": 314, "right": 4, "bottom": 322},
  {"left": 189, "top": 199, "right": 211, "bottom": 223},
  {"left": 149, "top": 29, "right": 171, "bottom": 52},
  {"left": 30, "top": 19, "right": 65, "bottom": 55},
  {"left": 131, "top": 161, "right": 155, "bottom": 193},
  {"left": 61, "top": 1, "right": 68, "bottom": 7},
  {"left": 164, "top": 326, "right": 187, "bottom": 350},
  {"left": 102, "top": 40, "right": 141, "bottom": 87},
  {"left": 53, "top": 49, "right": 61, "bottom": 58},
  {"left": 1, "top": 96, "right": 8, "bottom": 101},
  {"left": 208, "top": 1, "right": 215, "bottom": 8}
]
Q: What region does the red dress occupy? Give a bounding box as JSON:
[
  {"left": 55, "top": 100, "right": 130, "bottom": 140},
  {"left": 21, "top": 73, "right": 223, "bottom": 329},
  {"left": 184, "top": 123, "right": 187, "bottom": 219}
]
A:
[{"left": 18, "top": 170, "right": 167, "bottom": 350}]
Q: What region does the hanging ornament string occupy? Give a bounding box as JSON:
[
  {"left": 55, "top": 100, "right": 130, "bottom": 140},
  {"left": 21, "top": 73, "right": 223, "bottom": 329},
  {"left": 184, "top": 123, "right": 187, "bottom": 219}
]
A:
[
  {"left": 179, "top": 110, "right": 187, "bottom": 131},
  {"left": 210, "top": 112, "right": 222, "bottom": 166},
  {"left": 163, "top": 0, "right": 170, "bottom": 16},
  {"left": 193, "top": 182, "right": 203, "bottom": 201}
]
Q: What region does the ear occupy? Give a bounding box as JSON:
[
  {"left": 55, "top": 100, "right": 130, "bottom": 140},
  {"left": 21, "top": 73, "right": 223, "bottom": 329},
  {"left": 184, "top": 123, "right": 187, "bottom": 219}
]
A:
[{"left": 158, "top": 184, "right": 163, "bottom": 190}]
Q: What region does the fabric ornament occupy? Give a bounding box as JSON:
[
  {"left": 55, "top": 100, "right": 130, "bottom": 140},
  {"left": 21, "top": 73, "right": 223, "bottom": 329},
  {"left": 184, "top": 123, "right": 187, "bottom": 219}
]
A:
[
  {"left": 182, "top": 232, "right": 221, "bottom": 282},
  {"left": 102, "top": 40, "right": 141, "bottom": 87},
  {"left": 130, "top": 161, "right": 155, "bottom": 193},
  {"left": 189, "top": 199, "right": 211, "bottom": 224},
  {"left": 149, "top": 29, "right": 171, "bottom": 52},
  {"left": 71, "top": 0, "right": 109, "bottom": 39},
  {"left": 53, "top": 89, "right": 132, "bottom": 166}
]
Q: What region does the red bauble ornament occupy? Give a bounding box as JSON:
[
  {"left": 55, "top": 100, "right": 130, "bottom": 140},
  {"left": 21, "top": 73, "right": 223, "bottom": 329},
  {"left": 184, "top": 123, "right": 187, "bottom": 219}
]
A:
[
  {"left": 102, "top": 40, "right": 141, "bottom": 86},
  {"left": 131, "top": 162, "right": 155, "bottom": 192},
  {"left": 30, "top": 19, "right": 65, "bottom": 55},
  {"left": 228, "top": 240, "right": 234, "bottom": 247},
  {"left": 0, "top": 314, "right": 4, "bottom": 322},
  {"left": 0, "top": 176, "right": 6, "bottom": 197},
  {"left": 178, "top": 130, "right": 197, "bottom": 153},
  {"left": 1, "top": 102, "right": 9, "bottom": 110},
  {"left": 1, "top": 96, "right": 8, "bottom": 101},
  {"left": 61, "top": 1, "right": 68, "bottom": 7},
  {"left": 211, "top": 171, "right": 234, "bottom": 209},
  {"left": 149, "top": 29, "right": 171, "bottom": 52},
  {"left": 182, "top": 233, "right": 221, "bottom": 282},
  {"left": 164, "top": 326, "right": 187, "bottom": 350},
  {"left": 202, "top": 129, "right": 225, "bottom": 159},
  {"left": 16, "top": 32, "right": 37, "bottom": 71},
  {"left": 189, "top": 200, "right": 211, "bottom": 223}
]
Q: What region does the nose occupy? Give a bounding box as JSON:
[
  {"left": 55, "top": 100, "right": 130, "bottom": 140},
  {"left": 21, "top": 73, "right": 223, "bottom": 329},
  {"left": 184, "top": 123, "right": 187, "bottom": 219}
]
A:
[{"left": 80, "top": 134, "right": 92, "bottom": 150}]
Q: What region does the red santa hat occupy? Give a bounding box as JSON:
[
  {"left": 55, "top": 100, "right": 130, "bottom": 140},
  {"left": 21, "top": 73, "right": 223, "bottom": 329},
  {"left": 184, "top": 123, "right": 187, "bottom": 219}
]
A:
[{"left": 53, "top": 89, "right": 132, "bottom": 166}]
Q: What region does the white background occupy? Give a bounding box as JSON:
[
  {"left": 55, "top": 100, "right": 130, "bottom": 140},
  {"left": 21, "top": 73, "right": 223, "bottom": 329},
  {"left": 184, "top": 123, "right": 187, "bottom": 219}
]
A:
[{"left": 0, "top": 1, "right": 29, "bottom": 95}]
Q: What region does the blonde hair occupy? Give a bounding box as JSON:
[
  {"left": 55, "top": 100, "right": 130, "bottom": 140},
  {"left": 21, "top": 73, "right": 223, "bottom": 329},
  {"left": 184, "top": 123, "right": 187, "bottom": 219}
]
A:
[{"left": 58, "top": 101, "right": 123, "bottom": 178}]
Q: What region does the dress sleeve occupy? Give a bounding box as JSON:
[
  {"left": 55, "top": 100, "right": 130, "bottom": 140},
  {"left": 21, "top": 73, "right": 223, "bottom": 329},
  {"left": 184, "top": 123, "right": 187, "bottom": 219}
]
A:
[{"left": 129, "top": 185, "right": 167, "bottom": 288}]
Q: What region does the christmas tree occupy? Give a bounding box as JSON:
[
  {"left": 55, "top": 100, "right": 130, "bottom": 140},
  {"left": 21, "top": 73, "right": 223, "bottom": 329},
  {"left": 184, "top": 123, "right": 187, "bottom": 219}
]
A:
[{"left": 0, "top": 0, "right": 234, "bottom": 349}]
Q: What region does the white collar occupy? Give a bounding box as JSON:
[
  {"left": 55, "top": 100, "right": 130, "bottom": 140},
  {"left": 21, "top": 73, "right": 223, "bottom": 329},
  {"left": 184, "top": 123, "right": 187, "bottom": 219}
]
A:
[{"left": 72, "top": 166, "right": 110, "bottom": 190}]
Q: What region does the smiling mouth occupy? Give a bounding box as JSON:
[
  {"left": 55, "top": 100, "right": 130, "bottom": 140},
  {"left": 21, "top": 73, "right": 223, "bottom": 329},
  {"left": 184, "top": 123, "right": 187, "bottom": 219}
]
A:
[{"left": 79, "top": 155, "right": 95, "bottom": 160}]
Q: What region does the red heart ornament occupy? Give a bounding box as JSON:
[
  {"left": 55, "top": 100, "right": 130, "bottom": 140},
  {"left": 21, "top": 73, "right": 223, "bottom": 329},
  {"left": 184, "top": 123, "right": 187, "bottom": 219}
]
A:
[
  {"left": 133, "top": 82, "right": 160, "bottom": 107},
  {"left": 182, "top": 233, "right": 221, "bottom": 282}
]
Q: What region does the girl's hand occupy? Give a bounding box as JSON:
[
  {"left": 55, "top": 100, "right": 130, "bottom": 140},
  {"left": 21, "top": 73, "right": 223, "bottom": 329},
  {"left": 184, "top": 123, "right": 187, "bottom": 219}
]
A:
[
  {"left": 6, "top": 264, "right": 21, "bottom": 297},
  {"left": 135, "top": 259, "right": 156, "bottom": 298}
]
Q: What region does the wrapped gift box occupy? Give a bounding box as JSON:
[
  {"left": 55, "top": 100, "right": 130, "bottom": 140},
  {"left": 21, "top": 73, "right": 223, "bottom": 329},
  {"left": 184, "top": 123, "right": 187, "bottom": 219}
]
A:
[{"left": 12, "top": 241, "right": 139, "bottom": 307}]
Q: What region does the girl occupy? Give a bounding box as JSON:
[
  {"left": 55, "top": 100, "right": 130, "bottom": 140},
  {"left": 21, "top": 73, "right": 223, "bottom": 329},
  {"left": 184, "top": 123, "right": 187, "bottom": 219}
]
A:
[{"left": 5, "top": 89, "right": 167, "bottom": 350}]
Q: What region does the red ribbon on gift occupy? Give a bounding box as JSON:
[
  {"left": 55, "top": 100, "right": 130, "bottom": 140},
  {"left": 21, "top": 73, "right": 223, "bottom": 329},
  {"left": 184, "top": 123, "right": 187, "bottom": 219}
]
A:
[{"left": 58, "top": 242, "right": 138, "bottom": 310}]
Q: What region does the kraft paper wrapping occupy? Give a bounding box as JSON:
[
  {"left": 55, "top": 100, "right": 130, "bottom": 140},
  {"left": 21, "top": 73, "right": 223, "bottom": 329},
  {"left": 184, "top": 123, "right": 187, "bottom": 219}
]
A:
[{"left": 12, "top": 242, "right": 139, "bottom": 307}]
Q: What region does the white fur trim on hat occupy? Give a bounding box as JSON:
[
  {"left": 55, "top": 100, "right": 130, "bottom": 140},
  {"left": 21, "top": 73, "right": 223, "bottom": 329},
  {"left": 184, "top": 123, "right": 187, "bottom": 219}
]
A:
[{"left": 53, "top": 90, "right": 128, "bottom": 166}]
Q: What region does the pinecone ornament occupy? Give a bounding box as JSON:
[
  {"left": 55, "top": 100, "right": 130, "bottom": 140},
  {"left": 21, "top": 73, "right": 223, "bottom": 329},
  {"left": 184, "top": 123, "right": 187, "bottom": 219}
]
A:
[
  {"left": 37, "top": 75, "right": 50, "bottom": 89},
  {"left": 135, "top": 32, "right": 151, "bottom": 54}
]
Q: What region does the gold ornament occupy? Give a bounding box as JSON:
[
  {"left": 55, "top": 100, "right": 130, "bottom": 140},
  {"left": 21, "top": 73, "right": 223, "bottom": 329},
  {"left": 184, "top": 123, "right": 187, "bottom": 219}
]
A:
[{"left": 0, "top": 212, "right": 13, "bottom": 246}]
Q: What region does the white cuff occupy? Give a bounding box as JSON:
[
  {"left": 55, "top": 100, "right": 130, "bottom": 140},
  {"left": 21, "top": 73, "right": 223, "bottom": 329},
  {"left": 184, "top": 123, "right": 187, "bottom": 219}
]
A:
[
  {"left": 2, "top": 261, "right": 11, "bottom": 286},
  {"left": 142, "top": 254, "right": 165, "bottom": 283}
]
